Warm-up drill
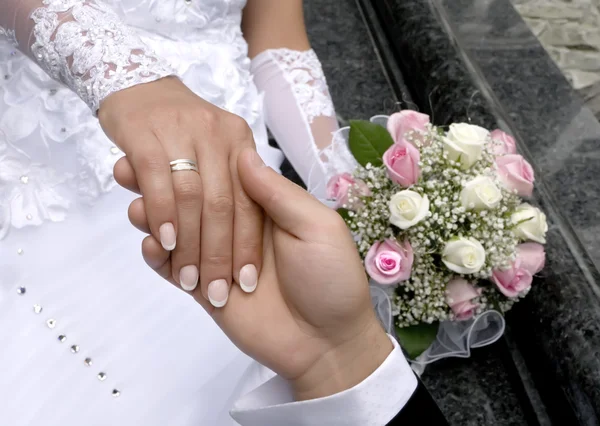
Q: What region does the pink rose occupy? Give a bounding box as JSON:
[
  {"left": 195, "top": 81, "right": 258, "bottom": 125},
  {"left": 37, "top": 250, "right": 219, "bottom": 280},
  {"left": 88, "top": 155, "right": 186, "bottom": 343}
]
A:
[
  {"left": 365, "top": 239, "right": 414, "bottom": 285},
  {"left": 516, "top": 242, "right": 545, "bottom": 275},
  {"left": 383, "top": 142, "right": 420, "bottom": 187},
  {"left": 326, "top": 173, "right": 370, "bottom": 209},
  {"left": 495, "top": 154, "right": 535, "bottom": 197},
  {"left": 492, "top": 258, "right": 533, "bottom": 298},
  {"left": 445, "top": 278, "right": 482, "bottom": 321},
  {"left": 490, "top": 129, "right": 517, "bottom": 156},
  {"left": 387, "top": 111, "right": 430, "bottom": 145}
]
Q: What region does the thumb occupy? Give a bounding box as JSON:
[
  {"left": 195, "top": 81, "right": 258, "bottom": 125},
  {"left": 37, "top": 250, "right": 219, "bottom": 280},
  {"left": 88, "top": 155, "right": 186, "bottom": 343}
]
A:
[{"left": 238, "top": 148, "right": 330, "bottom": 237}]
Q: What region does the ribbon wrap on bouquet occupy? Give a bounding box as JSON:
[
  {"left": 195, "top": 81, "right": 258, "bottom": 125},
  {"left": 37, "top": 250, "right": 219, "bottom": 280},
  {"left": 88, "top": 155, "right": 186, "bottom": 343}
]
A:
[
  {"left": 310, "top": 115, "right": 506, "bottom": 371},
  {"left": 370, "top": 283, "right": 505, "bottom": 375}
]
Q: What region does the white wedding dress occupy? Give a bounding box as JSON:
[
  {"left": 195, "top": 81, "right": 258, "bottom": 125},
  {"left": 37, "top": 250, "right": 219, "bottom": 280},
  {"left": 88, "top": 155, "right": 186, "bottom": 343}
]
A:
[{"left": 0, "top": 1, "right": 359, "bottom": 425}]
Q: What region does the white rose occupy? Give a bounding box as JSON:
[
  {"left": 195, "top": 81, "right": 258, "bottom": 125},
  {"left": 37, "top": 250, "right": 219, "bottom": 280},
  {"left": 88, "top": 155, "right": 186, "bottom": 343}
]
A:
[
  {"left": 443, "top": 123, "right": 489, "bottom": 169},
  {"left": 442, "top": 238, "right": 486, "bottom": 274},
  {"left": 389, "top": 190, "right": 430, "bottom": 229},
  {"left": 460, "top": 176, "right": 502, "bottom": 211},
  {"left": 511, "top": 203, "right": 548, "bottom": 244}
]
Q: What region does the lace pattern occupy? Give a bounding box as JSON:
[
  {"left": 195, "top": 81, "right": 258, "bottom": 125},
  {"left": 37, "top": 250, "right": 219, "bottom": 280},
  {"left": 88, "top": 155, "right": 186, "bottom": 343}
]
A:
[
  {"left": 268, "top": 48, "right": 335, "bottom": 124},
  {"left": 0, "top": 28, "right": 18, "bottom": 47},
  {"left": 0, "top": 1, "right": 269, "bottom": 237},
  {"left": 29, "top": 0, "right": 175, "bottom": 112}
]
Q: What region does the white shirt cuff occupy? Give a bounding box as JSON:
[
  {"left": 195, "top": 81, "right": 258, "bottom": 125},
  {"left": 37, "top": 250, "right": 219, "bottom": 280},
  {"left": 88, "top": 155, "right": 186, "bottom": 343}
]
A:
[{"left": 230, "top": 335, "right": 417, "bottom": 426}]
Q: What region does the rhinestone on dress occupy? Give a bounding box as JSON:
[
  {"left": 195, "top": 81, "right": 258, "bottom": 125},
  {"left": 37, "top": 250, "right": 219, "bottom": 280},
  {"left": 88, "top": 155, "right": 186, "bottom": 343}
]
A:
[
  {"left": 20, "top": 175, "right": 29, "bottom": 184},
  {"left": 70, "top": 345, "right": 80, "bottom": 353},
  {"left": 184, "top": 0, "right": 191, "bottom": 4},
  {"left": 112, "top": 389, "right": 120, "bottom": 397},
  {"left": 26, "top": 214, "right": 32, "bottom": 220},
  {"left": 33, "top": 304, "right": 43, "bottom": 314},
  {"left": 110, "top": 146, "right": 120, "bottom": 155},
  {"left": 16, "top": 287, "right": 26, "bottom": 295},
  {"left": 46, "top": 319, "right": 56, "bottom": 329},
  {"left": 17, "top": 248, "right": 24, "bottom": 255},
  {"left": 97, "top": 372, "right": 107, "bottom": 381},
  {"left": 58, "top": 335, "right": 67, "bottom": 343},
  {"left": 84, "top": 358, "right": 93, "bottom": 366}
]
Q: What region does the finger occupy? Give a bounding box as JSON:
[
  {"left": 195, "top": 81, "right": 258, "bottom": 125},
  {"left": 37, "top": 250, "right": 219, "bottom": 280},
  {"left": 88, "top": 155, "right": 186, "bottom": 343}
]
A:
[
  {"left": 128, "top": 197, "right": 151, "bottom": 234},
  {"left": 141, "top": 235, "right": 173, "bottom": 281},
  {"left": 128, "top": 136, "right": 178, "bottom": 252},
  {"left": 237, "top": 148, "right": 332, "bottom": 238},
  {"left": 114, "top": 156, "right": 141, "bottom": 194},
  {"left": 170, "top": 165, "right": 203, "bottom": 293},
  {"left": 198, "top": 152, "right": 234, "bottom": 309},
  {"left": 142, "top": 236, "right": 213, "bottom": 313},
  {"left": 147, "top": 118, "right": 202, "bottom": 293},
  {"left": 230, "top": 150, "right": 263, "bottom": 294}
]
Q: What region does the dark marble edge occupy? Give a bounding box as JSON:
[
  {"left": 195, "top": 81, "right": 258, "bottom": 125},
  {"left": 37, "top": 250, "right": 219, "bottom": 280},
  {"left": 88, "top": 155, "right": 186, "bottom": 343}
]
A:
[{"left": 363, "top": 0, "right": 600, "bottom": 423}]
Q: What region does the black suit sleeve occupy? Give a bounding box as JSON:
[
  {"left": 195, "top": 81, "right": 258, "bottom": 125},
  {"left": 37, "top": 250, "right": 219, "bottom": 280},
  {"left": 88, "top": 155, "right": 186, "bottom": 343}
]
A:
[{"left": 386, "top": 379, "right": 449, "bottom": 425}]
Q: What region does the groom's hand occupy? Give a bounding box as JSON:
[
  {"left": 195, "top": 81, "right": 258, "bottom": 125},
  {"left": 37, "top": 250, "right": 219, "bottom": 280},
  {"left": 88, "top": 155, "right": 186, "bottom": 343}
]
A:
[
  {"left": 131, "top": 149, "right": 392, "bottom": 400},
  {"left": 234, "top": 149, "right": 393, "bottom": 400}
]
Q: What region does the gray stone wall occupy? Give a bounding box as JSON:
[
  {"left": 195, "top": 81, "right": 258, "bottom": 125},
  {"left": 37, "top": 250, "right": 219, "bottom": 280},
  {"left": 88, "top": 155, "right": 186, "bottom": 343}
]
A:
[{"left": 512, "top": 0, "right": 600, "bottom": 118}]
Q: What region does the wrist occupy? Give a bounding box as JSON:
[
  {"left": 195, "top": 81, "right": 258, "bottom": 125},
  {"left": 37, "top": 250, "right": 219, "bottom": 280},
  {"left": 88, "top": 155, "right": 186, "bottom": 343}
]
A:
[
  {"left": 97, "top": 76, "right": 182, "bottom": 129},
  {"left": 291, "top": 318, "right": 393, "bottom": 401}
]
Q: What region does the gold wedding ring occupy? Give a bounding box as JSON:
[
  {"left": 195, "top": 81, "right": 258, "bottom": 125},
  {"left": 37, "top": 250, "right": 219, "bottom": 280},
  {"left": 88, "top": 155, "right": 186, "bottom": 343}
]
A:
[{"left": 169, "top": 159, "right": 199, "bottom": 173}]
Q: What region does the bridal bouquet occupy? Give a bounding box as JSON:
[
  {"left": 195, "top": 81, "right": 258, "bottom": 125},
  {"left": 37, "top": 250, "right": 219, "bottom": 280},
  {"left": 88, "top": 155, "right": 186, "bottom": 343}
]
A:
[{"left": 327, "top": 112, "right": 547, "bottom": 359}]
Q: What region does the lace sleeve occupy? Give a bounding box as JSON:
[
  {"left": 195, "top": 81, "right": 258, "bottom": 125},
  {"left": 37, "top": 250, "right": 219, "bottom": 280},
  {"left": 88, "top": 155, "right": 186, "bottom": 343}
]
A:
[
  {"left": 251, "top": 48, "right": 357, "bottom": 200},
  {"left": 0, "top": 0, "right": 174, "bottom": 113}
]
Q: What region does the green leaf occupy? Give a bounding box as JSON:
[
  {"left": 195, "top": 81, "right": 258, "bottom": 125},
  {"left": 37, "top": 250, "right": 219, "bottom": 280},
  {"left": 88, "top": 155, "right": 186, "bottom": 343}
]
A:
[
  {"left": 395, "top": 322, "right": 439, "bottom": 359},
  {"left": 337, "top": 208, "right": 351, "bottom": 221},
  {"left": 348, "top": 120, "right": 394, "bottom": 167}
]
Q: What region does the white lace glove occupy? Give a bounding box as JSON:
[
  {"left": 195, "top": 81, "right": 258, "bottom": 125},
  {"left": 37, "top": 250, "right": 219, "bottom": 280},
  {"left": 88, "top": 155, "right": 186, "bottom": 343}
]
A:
[
  {"left": 251, "top": 48, "right": 357, "bottom": 200},
  {"left": 0, "top": 0, "right": 174, "bottom": 113}
]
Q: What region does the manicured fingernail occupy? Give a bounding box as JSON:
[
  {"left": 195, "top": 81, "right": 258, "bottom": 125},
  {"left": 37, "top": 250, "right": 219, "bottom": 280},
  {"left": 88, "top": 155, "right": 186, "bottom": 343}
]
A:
[
  {"left": 159, "top": 223, "right": 176, "bottom": 251},
  {"left": 250, "top": 151, "right": 265, "bottom": 168},
  {"left": 208, "top": 279, "right": 229, "bottom": 308},
  {"left": 180, "top": 265, "right": 198, "bottom": 291},
  {"left": 239, "top": 264, "right": 258, "bottom": 293}
]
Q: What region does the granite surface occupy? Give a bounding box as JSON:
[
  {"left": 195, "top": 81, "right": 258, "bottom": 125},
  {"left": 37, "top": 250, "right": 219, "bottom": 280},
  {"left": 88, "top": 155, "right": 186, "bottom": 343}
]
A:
[
  {"left": 303, "top": 1, "right": 533, "bottom": 425},
  {"left": 365, "top": 0, "right": 600, "bottom": 423},
  {"left": 512, "top": 0, "right": 600, "bottom": 119},
  {"left": 304, "top": 1, "right": 400, "bottom": 122}
]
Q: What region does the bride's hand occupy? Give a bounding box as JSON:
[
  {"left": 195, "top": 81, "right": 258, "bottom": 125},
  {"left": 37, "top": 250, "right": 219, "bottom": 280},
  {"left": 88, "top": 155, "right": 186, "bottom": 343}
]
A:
[
  {"left": 131, "top": 149, "right": 392, "bottom": 400},
  {"left": 101, "top": 77, "right": 263, "bottom": 307}
]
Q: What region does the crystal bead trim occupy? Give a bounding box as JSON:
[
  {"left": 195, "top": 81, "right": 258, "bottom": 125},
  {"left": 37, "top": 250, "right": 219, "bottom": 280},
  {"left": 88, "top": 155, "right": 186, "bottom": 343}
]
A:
[{"left": 18, "top": 260, "right": 121, "bottom": 396}]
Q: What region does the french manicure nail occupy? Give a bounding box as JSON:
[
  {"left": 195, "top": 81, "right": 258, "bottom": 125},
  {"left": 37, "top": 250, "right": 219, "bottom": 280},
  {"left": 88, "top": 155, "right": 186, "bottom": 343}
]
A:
[
  {"left": 239, "top": 264, "right": 258, "bottom": 293},
  {"left": 208, "top": 279, "right": 229, "bottom": 308},
  {"left": 159, "top": 223, "right": 176, "bottom": 251},
  {"left": 180, "top": 265, "right": 199, "bottom": 291}
]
